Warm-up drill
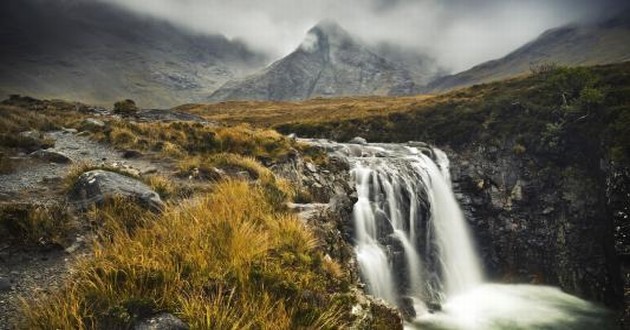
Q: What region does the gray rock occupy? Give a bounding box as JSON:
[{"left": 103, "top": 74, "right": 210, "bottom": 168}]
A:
[
  {"left": 305, "top": 162, "right": 317, "bottom": 173},
  {"left": 349, "top": 136, "right": 368, "bottom": 145},
  {"left": 62, "top": 128, "right": 78, "bottom": 134},
  {"left": 81, "top": 118, "right": 106, "bottom": 131},
  {"left": 0, "top": 277, "right": 11, "bottom": 292},
  {"left": 29, "top": 149, "right": 73, "bottom": 164},
  {"left": 68, "top": 170, "right": 163, "bottom": 212},
  {"left": 134, "top": 313, "right": 189, "bottom": 330}
]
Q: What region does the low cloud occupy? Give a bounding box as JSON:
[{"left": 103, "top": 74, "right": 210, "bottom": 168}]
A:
[{"left": 99, "top": 0, "right": 628, "bottom": 73}]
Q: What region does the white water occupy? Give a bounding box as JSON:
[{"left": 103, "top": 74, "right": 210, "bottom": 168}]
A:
[
  {"left": 416, "top": 153, "right": 483, "bottom": 297},
  {"left": 304, "top": 139, "right": 615, "bottom": 329}
]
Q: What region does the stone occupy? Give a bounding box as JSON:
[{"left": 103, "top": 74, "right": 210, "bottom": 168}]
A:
[
  {"left": 68, "top": 170, "right": 163, "bottom": 212},
  {"left": 62, "top": 128, "right": 78, "bottom": 134},
  {"left": 134, "top": 313, "right": 189, "bottom": 330},
  {"left": 349, "top": 136, "right": 368, "bottom": 145},
  {"left": 81, "top": 118, "right": 106, "bottom": 131},
  {"left": 0, "top": 277, "right": 11, "bottom": 292},
  {"left": 122, "top": 149, "right": 143, "bottom": 159},
  {"left": 305, "top": 162, "right": 317, "bottom": 173},
  {"left": 399, "top": 296, "right": 416, "bottom": 319},
  {"left": 29, "top": 149, "right": 73, "bottom": 164}
]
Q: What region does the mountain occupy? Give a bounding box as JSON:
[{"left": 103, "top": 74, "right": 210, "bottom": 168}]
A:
[
  {"left": 209, "top": 20, "right": 428, "bottom": 102},
  {"left": 426, "top": 12, "right": 630, "bottom": 93},
  {"left": 0, "top": 0, "right": 268, "bottom": 107}
]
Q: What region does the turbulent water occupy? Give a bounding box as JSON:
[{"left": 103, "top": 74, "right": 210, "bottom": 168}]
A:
[{"left": 309, "top": 139, "right": 617, "bottom": 330}]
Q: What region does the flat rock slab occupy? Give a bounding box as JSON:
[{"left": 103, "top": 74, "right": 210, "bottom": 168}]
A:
[
  {"left": 29, "top": 149, "right": 73, "bottom": 164},
  {"left": 68, "top": 170, "right": 163, "bottom": 211},
  {"left": 134, "top": 313, "right": 189, "bottom": 330}
]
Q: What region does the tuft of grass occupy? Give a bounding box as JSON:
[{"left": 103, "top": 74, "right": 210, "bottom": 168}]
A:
[
  {"left": 0, "top": 202, "right": 76, "bottom": 247},
  {"left": 144, "top": 174, "right": 178, "bottom": 201},
  {"left": 20, "top": 180, "right": 351, "bottom": 329}
]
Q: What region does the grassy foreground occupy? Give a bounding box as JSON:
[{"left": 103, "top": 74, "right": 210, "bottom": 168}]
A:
[{"left": 20, "top": 180, "right": 351, "bottom": 329}]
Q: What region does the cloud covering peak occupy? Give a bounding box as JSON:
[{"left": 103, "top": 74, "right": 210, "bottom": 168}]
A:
[{"left": 98, "top": 0, "right": 628, "bottom": 73}]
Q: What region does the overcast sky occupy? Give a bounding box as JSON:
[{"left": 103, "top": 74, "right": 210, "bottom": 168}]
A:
[{"left": 99, "top": 0, "right": 628, "bottom": 73}]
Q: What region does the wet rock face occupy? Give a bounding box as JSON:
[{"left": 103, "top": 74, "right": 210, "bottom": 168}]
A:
[
  {"left": 448, "top": 145, "right": 623, "bottom": 309},
  {"left": 68, "top": 170, "right": 163, "bottom": 212}
]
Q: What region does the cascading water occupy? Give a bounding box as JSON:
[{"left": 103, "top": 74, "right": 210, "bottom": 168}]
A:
[
  {"left": 348, "top": 143, "right": 483, "bottom": 308},
  {"left": 305, "top": 139, "right": 616, "bottom": 330}
]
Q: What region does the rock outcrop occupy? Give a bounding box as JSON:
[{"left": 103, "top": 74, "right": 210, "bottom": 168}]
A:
[{"left": 447, "top": 144, "right": 623, "bottom": 310}]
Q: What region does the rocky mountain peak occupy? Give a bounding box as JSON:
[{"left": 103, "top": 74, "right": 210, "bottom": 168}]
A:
[{"left": 299, "top": 19, "right": 357, "bottom": 54}]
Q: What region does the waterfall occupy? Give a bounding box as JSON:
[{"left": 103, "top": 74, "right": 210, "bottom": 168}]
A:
[
  {"left": 343, "top": 142, "right": 483, "bottom": 310},
  {"left": 303, "top": 139, "right": 614, "bottom": 329}
]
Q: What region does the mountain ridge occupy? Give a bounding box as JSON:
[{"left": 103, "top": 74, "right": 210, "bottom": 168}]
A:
[
  {"left": 426, "top": 12, "right": 630, "bottom": 92},
  {"left": 0, "top": 0, "right": 268, "bottom": 107}
]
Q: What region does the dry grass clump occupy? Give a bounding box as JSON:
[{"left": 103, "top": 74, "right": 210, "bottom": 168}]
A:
[
  {"left": 144, "top": 174, "right": 178, "bottom": 200},
  {"left": 98, "top": 120, "right": 296, "bottom": 161},
  {"left": 20, "top": 180, "right": 350, "bottom": 329},
  {"left": 0, "top": 202, "right": 77, "bottom": 247}
]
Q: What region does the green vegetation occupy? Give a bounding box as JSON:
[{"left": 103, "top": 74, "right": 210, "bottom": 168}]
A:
[
  {"left": 20, "top": 180, "right": 351, "bottom": 329},
  {"left": 113, "top": 99, "right": 139, "bottom": 116}
]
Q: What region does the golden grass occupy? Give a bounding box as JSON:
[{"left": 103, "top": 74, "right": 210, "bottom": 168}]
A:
[
  {"left": 97, "top": 120, "right": 297, "bottom": 163},
  {"left": 144, "top": 174, "right": 178, "bottom": 201},
  {"left": 176, "top": 94, "right": 439, "bottom": 127},
  {"left": 20, "top": 180, "right": 349, "bottom": 329}
]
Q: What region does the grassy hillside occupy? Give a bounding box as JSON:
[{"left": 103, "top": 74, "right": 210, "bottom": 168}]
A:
[{"left": 183, "top": 61, "right": 630, "bottom": 163}]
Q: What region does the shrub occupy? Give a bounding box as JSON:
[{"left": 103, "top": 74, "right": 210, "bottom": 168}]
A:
[{"left": 113, "top": 99, "right": 139, "bottom": 116}]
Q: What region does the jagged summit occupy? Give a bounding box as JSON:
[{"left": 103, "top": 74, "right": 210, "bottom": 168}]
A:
[{"left": 299, "top": 19, "right": 356, "bottom": 54}]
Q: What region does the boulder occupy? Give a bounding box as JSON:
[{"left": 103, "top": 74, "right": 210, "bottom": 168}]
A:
[
  {"left": 349, "top": 136, "right": 368, "bottom": 145},
  {"left": 68, "top": 170, "right": 163, "bottom": 211},
  {"left": 29, "top": 149, "right": 73, "bottom": 164},
  {"left": 81, "top": 118, "right": 106, "bottom": 131},
  {"left": 134, "top": 313, "right": 189, "bottom": 330}
]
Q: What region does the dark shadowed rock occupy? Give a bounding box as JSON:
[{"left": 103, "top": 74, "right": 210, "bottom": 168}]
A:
[
  {"left": 134, "top": 313, "right": 189, "bottom": 330},
  {"left": 29, "top": 149, "right": 72, "bottom": 164},
  {"left": 68, "top": 170, "right": 163, "bottom": 211},
  {"left": 0, "top": 277, "right": 11, "bottom": 292}
]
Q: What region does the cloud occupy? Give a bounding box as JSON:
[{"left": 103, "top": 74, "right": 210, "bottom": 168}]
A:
[{"left": 98, "top": 0, "right": 628, "bottom": 73}]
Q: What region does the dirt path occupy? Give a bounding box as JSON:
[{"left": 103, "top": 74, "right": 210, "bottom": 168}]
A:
[{"left": 0, "top": 129, "right": 173, "bottom": 328}]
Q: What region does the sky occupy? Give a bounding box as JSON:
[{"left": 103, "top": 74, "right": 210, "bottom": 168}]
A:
[{"left": 99, "top": 0, "right": 628, "bottom": 73}]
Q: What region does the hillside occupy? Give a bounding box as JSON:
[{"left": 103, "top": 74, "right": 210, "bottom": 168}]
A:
[
  {"left": 426, "top": 12, "right": 630, "bottom": 92},
  {"left": 209, "top": 20, "right": 425, "bottom": 102},
  {"left": 186, "top": 62, "right": 630, "bottom": 323},
  {"left": 0, "top": 0, "right": 267, "bottom": 108}
]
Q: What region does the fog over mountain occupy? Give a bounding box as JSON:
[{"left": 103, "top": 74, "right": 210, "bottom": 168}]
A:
[{"left": 100, "top": 0, "right": 629, "bottom": 73}]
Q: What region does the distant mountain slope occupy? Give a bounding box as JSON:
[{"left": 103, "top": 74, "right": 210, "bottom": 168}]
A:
[
  {"left": 426, "top": 12, "right": 630, "bottom": 93},
  {"left": 209, "top": 21, "right": 430, "bottom": 102},
  {"left": 0, "top": 0, "right": 268, "bottom": 107}
]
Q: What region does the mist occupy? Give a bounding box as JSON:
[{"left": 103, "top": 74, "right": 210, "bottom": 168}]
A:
[{"left": 95, "top": 0, "right": 628, "bottom": 73}]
